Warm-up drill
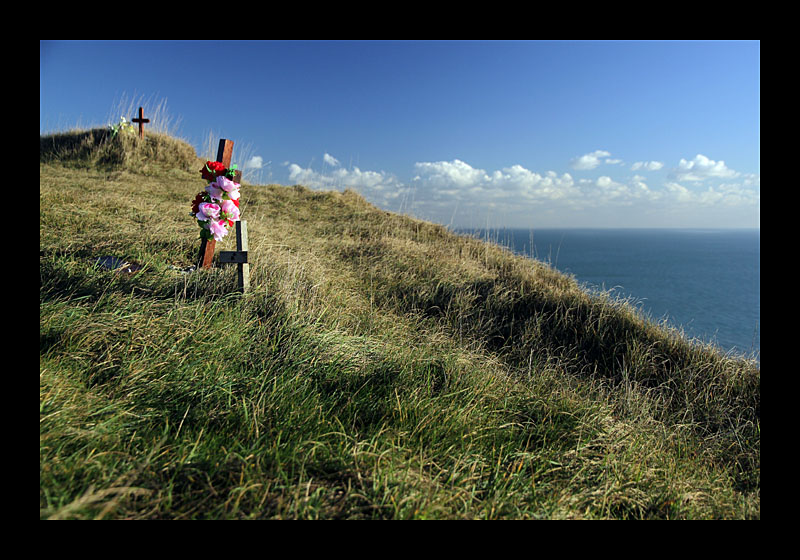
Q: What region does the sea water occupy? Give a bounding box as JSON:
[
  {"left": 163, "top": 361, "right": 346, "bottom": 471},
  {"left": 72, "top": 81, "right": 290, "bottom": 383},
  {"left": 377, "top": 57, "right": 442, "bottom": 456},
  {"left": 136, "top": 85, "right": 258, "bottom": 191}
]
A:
[{"left": 457, "top": 228, "right": 760, "bottom": 360}]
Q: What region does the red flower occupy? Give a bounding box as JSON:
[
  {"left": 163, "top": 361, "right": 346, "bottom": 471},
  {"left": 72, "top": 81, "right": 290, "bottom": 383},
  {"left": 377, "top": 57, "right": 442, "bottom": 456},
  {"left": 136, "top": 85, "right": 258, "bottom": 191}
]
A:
[
  {"left": 191, "top": 192, "right": 206, "bottom": 214},
  {"left": 200, "top": 161, "right": 228, "bottom": 182}
]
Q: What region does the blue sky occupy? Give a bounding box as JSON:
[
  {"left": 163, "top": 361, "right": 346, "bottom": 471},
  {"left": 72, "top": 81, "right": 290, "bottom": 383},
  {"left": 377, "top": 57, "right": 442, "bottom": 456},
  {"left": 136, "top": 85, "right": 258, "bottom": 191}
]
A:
[{"left": 40, "top": 40, "right": 759, "bottom": 229}]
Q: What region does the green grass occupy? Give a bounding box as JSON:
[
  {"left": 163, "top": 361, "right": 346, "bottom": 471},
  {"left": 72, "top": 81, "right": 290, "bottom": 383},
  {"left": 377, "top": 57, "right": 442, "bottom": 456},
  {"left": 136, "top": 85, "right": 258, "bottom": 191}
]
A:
[{"left": 40, "top": 129, "right": 760, "bottom": 519}]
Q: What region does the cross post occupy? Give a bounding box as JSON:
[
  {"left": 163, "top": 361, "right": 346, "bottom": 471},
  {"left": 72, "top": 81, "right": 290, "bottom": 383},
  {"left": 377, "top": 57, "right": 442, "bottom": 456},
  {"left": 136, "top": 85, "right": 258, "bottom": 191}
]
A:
[
  {"left": 131, "top": 107, "right": 150, "bottom": 139},
  {"left": 219, "top": 220, "right": 250, "bottom": 293}
]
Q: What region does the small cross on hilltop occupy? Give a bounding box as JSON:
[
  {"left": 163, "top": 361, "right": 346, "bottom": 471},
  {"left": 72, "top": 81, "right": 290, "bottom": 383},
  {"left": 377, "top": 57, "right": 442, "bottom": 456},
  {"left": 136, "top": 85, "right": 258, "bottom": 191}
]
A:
[{"left": 131, "top": 107, "right": 150, "bottom": 139}]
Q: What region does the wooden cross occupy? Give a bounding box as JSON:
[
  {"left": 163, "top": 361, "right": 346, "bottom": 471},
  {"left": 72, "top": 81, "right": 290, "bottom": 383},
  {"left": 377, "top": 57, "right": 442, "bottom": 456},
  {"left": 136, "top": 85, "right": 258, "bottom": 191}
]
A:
[
  {"left": 132, "top": 107, "right": 150, "bottom": 139},
  {"left": 197, "top": 139, "right": 249, "bottom": 292}
]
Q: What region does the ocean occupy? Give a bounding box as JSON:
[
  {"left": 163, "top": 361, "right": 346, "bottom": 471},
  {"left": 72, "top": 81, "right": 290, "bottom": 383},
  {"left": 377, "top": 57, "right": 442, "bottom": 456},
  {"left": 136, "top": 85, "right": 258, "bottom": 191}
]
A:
[{"left": 457, "top": 228, "right": 760, "bottom": 360}]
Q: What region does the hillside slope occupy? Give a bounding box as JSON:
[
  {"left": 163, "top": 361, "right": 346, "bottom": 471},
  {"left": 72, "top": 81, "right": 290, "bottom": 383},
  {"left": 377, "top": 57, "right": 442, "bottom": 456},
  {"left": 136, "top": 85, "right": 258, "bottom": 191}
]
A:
[{"left": 40, "top": 130, "right": 760, "bottom": 519}]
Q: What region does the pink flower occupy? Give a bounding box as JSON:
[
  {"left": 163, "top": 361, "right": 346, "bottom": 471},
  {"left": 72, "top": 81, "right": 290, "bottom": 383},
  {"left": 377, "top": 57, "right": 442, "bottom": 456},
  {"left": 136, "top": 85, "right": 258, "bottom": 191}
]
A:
[
  {"left": 206, "top": 176, "right": 240, "bottom": 202},
  {"left": 220, "top": 199, "right": 240, "bottom": 221},
  {"left": 215, "top": 176, "right": 239, "bottom": 193},
  {"left": 205, "top": 183, "right": 223, "bottom": 201},
  {"left": 208, "top": 175, "right": 240, "bottom": 200},
  {"left": 208, "top": 219, "right": 228, "bottom": 241},
  {"left": 196, "top": 202, "right": 220, "bottom": 221}
]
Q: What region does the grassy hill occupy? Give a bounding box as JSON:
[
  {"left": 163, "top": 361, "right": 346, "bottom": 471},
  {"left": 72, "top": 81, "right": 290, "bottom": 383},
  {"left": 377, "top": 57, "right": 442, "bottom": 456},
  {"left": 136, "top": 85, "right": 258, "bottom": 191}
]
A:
[{"left": 40, "top": 129, "right": 760, "bottom": 519}]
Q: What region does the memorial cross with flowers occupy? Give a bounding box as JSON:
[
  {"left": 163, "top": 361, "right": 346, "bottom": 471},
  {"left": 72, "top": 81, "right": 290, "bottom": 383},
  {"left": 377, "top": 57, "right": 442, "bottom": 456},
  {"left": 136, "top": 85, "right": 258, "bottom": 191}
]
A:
[{"left": 192, "top": 138, "right": 250, "bottom": 292}]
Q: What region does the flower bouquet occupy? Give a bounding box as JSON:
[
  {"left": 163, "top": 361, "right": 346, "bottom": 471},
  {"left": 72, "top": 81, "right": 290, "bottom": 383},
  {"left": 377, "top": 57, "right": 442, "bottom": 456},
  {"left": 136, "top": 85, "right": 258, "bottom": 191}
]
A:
[
  {"left": 191, "top": 161, "right": 241, "bottom": 241},
  {"left": 109, "top": 116, "right": 136, "bottom": 138}
]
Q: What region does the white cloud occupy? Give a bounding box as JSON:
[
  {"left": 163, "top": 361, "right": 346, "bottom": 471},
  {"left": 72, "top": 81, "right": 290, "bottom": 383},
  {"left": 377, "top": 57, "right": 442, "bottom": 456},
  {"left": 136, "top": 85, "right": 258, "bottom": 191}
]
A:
[
  {"left": 323, "top": 153, "right": 340, "bottom": 167},
  {"left": 672, "top": 154, "right": 739, "bottom": 181},
  {"left": 631, "top": 160, "right": 664, "bottom": 171},
  {"left": 664, "top": 181, "right": 692, "bottom": 202},
  {"left": 580, "top": 175, "right": 659, "bottom": 206},
  {"left": 413, "top": 159, "right": 490, "bottom": 189},
  {"left": 410, "top": 156, "right": 758, "bottom": 214},
  {"left": 245, "top": 156, "right": 264, "bottom": 169},
  {"left": 413, "top": 160, "right": 578, "bottom": 203},
  {"left": 570, "top": 150, "right": 611, "bottom": 170},
  {"left": 715, "top": 183, "right": 760, "bottom": 207},
  {"left": 286, "top": 162, "right": 402, "bottom": 197},
  {"left": 662, "top": 180, "right": 759, "bottom": 207},
  {"left": 630, "top": 176, "right": 653, "bottom": 195},
  {"left": 742, "top": 173, "right": 760, "bottom": 188},
  {"left": 287, "top": 153, "right": 404, "bottom": 206}
]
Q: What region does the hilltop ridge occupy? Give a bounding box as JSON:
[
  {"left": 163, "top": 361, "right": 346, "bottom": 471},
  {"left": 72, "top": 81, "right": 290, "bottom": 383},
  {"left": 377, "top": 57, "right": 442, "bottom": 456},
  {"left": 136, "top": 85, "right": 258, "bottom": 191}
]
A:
[{"left": 40, "top": 130, "right": 760, "bottom": 519}]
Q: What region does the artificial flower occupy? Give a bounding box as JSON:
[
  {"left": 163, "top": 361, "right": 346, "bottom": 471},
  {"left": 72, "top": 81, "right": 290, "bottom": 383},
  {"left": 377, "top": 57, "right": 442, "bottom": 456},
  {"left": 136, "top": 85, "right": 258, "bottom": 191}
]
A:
[
  {"left": 109, "top": 116, "right": 136, "bottom": 138},
  {"left": 206, "top": 175, "right": 240, "bottom": 202},
  {"left": 208, "top": 219, "right": 228, "bottom": 241},
  {"left": 214, "top": 175, "right": 240, "bottom": 194},
  {"left": 201, "top": 160, "right": 229, "bottom": 182},
  {"left": 208, "top": 161, "right": 226, "bottom": 173},
  {"left": 196, "top": 202, "right": 220, "bottom": 222},
  {"left": 220, "top": 199, "right": 240, "bottom": 221},
  {"left": 191, "top": 192, "right": 207, "bottom": 214},
  {"left": 206, "top": 182, "right": 223, "bottom": 201}
]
